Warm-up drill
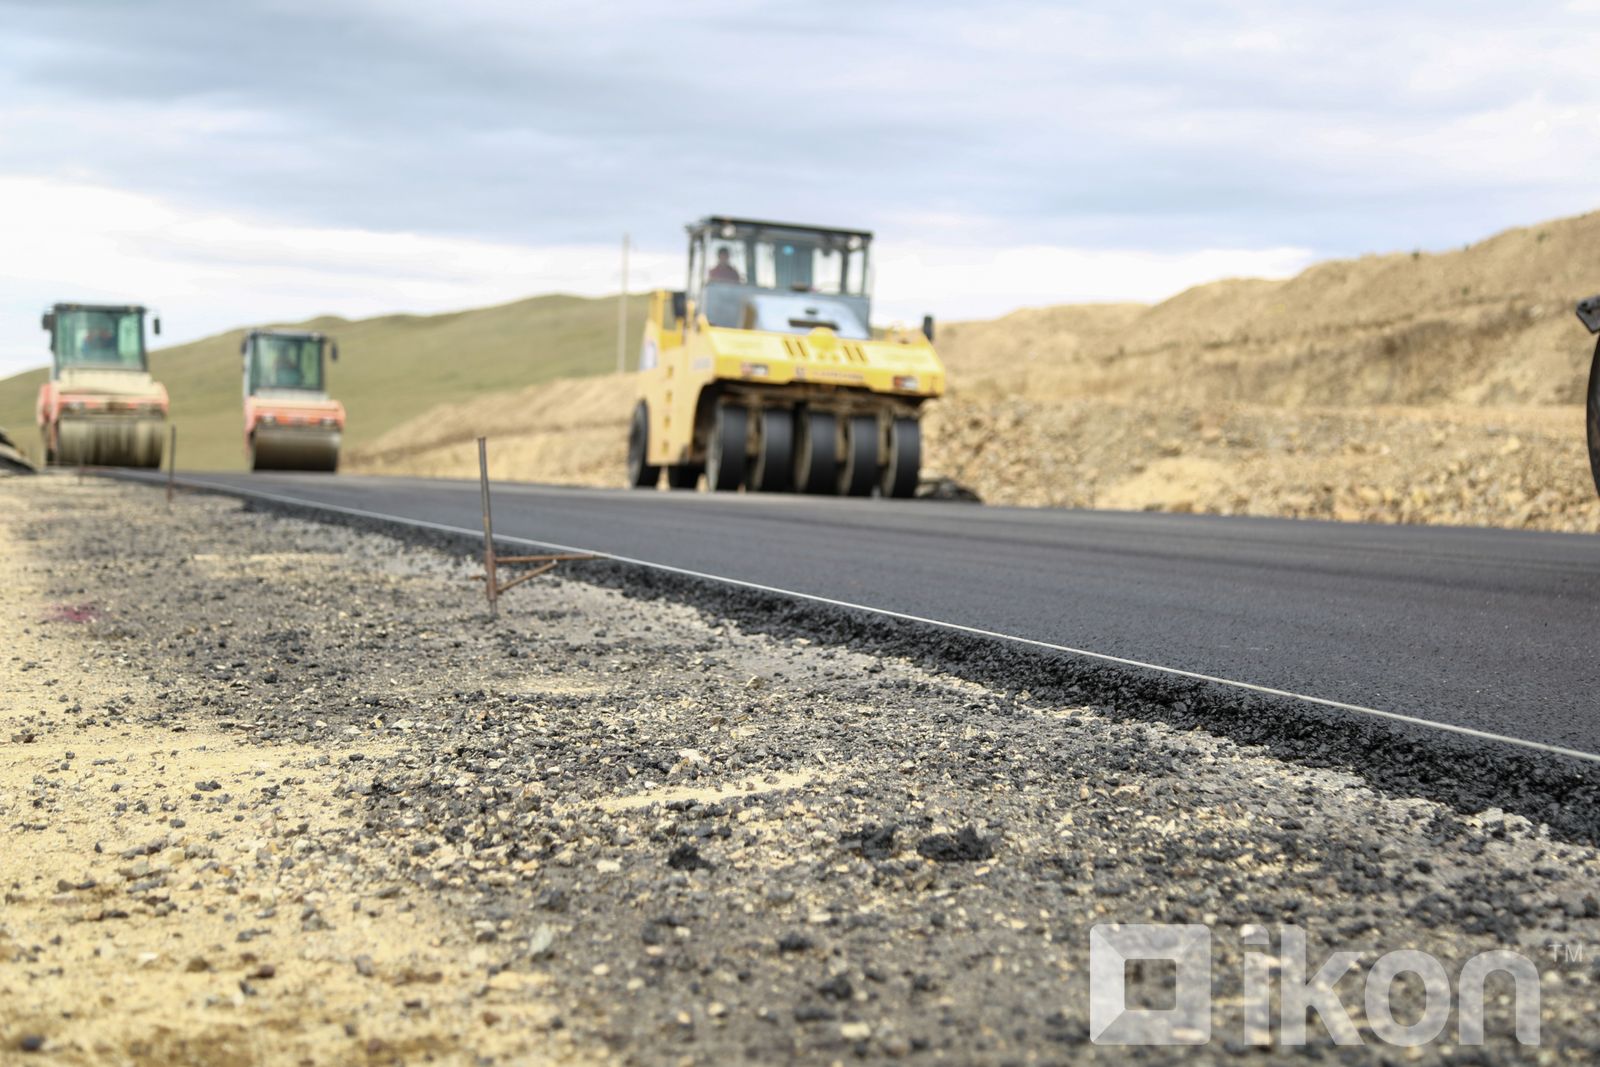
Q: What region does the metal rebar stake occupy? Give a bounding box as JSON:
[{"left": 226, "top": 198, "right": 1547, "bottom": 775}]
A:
[
  {"left": 166, "top": 424, "right": 177, "bottom": 506},
  {"left": 478, "top": 435, "right": 498, "bottom": 617}
]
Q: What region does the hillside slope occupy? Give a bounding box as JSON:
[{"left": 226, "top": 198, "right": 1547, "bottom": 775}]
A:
[
  {"left": 350, "top": 210, "right": 1600, "bottom": 532},
  {"left": 936, "top": 212, "right": 1599, "bottom": 408},
  {"left": 0, "top": 294, "right": 646, "bottom": 470}
]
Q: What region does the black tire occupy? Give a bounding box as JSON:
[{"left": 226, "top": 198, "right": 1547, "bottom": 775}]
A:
[
  {"left": 794, "top": 409, "right": 837, "bottom": 494},
  {"left": 749, "top": 407, "right": 794, "bottom": 492},
  {"left": 1588, "top": 339, "right": 1600, "bottom": 500},
  {"left": 627, "top": 401, "right": 660, "bottom": 489},
  {"left": 666, "top": 464, "right": 702, "bottom": 490},
  {"left": 881, "top": 417, "right": 921, "bottom": 499},
  {"left": 839, "top": 414, "right": 879, "bottom": 496},
  {"left": 706, "top": 403, "right": 748, "bottom": 492}
]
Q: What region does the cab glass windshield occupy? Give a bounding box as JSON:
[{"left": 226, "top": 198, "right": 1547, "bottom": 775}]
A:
[
  {"left": 253, "top": 335, "right": 324, "bottom": 392},
  {"left": 752, "top": 239, "right": 863, "bottom": 295},
  {"left": 701, "top": 231, "right": 869, "bottom": 297},
  {"left": 54, "top": 309, "right": 145, "bottom": 370}
]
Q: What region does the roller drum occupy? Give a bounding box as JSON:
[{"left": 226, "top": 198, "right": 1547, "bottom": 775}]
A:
[
  {"left": 55, "top": 417, "right": 165, "bottom": 469},
  {"left": 250, "top": 427, "right": 341, "bottom": 472}
]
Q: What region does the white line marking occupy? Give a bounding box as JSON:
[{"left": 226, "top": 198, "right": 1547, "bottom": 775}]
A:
[{"left": 140, "top": 472, "right": 1600, "bottom": 767}]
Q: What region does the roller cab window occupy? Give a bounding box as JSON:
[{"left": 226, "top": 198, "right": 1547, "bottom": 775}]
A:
[
  {"left": 53, "top": 309, "right": 146, "bottom": 371},
  {"left": 751, "top": 239, "right": 863, "bottom": 296},
  {"left": 701, "top": 235, "right": 868, "bottom": 298},
  {"left": 252, "top": 336, "right": 325, "bottom": 393}
]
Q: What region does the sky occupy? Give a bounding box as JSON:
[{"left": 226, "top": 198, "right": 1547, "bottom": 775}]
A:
[{"left": 1, "top": 0, "right": 1598, "bottom": 375}]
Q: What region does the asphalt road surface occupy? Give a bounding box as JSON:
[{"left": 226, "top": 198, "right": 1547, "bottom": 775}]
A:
[{"left": 126, "top": 470, "right": 1600, "bottom": 760}]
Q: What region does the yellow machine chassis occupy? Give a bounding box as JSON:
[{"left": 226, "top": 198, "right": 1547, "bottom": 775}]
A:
[{"left": 634, "top": 290, "right": 945, "bottom": 497}]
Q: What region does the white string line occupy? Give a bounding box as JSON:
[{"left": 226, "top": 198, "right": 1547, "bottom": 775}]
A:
[{"left": 151, "top": 473, "right": 1600, "bottom": 767}]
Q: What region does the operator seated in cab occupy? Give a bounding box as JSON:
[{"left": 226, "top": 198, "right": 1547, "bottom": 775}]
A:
[{"left": 708, "top": 246, "right": 742, "bottom": 284}]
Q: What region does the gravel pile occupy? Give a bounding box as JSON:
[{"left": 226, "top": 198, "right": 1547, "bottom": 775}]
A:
[
  {"left": 3, "top": 476, "right": 1598, "bottom": 1063},
  {"left": 921, "top": 397, "right": 1600, "bottom": 532}
]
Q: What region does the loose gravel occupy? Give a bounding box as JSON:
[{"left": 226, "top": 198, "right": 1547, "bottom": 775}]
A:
[{"left": 3, "top": 477, "right": 1598, "bottom": 1064}]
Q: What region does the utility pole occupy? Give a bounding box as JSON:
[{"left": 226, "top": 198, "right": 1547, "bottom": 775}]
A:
[{"left": 617, "top": 233, "right": 630, "bottom": 374}]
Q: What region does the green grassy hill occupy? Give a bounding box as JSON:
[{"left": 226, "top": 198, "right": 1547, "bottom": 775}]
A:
[{"left": 0, "top": 292, "right": 646, "bottom": 470}]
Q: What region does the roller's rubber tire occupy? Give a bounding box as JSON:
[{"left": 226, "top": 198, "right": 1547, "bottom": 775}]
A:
[
  {"left": 1588, "top": 340, "right": 1600, "bottom": 500},
  {"left": 748, "top": 407, "right": 794, "bottom": 492},
  {"left": 881, "top": 417, "right": 921, "bottom": 499},
  {"left": 627, "top": 401, "right": 661, "bottom": 489},
  {"left": 706, "top": 403, "right": 748, "bottom": 492},
  {"left": 839, "top": 414, "right": 879, "bottom": 496},
  {"left": 666, "top": 464, "right": 702, "bottom": 490},
  {"left": 794, "top": 409, "right": 837, "bottom": 494}
]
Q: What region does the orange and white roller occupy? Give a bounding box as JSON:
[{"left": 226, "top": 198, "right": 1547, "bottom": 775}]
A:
[
  {"left": 240, "top": 329, "right": 345, "bottom": 472},
  {"left": 37, "top": 303, "right": 168, "bottom": 469}
]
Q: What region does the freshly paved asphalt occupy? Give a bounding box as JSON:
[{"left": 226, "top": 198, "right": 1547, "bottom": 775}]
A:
[{"left": 129, "top": 471, "right": 1600, "bottom": 758}]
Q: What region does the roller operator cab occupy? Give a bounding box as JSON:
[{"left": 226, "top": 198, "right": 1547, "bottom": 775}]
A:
[
  {"left": 628, "top": 216, "right": 945, "bottom": 497},
  {"left": 37, "top": 303, "right": 168, "bottom": 468},
  {"left": 241, "top": 329, "right": 345, "bottom": 472}
]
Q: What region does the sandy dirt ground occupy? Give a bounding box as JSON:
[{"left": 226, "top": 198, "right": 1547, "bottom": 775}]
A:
[
  {"left": 0, "top": 482, "right": 577, "bottom": 1065},
  {"left": 3, "top": 476, "right": 1599, "bottom": 1064}
]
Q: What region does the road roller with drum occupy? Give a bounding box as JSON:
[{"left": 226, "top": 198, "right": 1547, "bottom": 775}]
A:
[
  {"left": 37, "top": 303, "right": 168, "bottom": 468},
  {"left": 628, "top": 216, "right": 945, "bottom": 497},
  {"left": 1578, "top": 295, "right": 1600, "bottom": 500},
  {"left": 241, "top": 328, "right": 344, "bottom": 471}
]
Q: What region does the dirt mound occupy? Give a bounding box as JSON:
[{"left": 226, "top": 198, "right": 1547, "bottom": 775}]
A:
[
  {"left": 348, "top": 373, "right": 633, "bottom": 485},
  {"left": 938, "top": 213, "right": 1600, "bottom": 411},
  {"left": 922, "top": 398, "right": 1597, "bottom": 529},
  {"left": 351, "top": 210, "right": 1600, "bottom": 532}
]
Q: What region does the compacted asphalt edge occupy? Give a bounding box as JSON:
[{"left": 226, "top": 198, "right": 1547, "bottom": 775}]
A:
[{"left": 105, "top": 469, "right": 1600, "bottom": 844}]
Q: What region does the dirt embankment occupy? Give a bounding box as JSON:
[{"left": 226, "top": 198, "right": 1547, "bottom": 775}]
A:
[
  {"left": 350, "top": 210, "right": 1600, "bottom": 532},
  {"left": 4, "top": 476, "right": 1600, "bottom": 1063},
  {"left": 927, "top": 211, "right": 1600, "bottom": 529},
  {"left": 346, "top": 373, "right": 631, "bottom": 487}
]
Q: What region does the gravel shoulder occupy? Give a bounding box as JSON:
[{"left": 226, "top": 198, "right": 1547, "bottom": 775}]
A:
[{"left": 2, "top": 476, "right": 1598, "bottom": 1064}]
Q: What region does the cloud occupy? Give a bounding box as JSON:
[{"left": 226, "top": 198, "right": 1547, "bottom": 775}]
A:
[
  {"left": 872, "top": 243, "right": 1313, "bottom": 325},
  {"left": 0, "top": 177, "right": 678, "bottom": 373},
  {"left": 2, "top": 0, "right": 1597, "bottom": 257},
  {"left": 0, "top": 1, "right": 1595, "bottom": 372},
  {"left": 0, "top": 176, "right": 1311, "bottom": 375}
]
